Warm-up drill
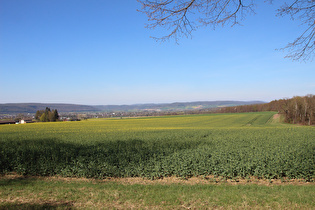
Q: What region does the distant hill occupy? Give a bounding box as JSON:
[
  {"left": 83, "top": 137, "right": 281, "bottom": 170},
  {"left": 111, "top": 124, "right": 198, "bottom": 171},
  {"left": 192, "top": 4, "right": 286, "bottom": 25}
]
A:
[
  {"left": 0, "top": 101, "right": 265, "bottom": 114},
  {"left": 94, "top": 101, "right": 265, "bottom": 112},
  {"left": 0, "top": 103, "right": 98, "bottom": 114}
]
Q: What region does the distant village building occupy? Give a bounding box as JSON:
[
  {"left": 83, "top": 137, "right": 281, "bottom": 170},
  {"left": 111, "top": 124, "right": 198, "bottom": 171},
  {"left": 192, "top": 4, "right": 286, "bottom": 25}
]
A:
[{"left": 17, "top": 119, "right": 33, "bottom": 124}]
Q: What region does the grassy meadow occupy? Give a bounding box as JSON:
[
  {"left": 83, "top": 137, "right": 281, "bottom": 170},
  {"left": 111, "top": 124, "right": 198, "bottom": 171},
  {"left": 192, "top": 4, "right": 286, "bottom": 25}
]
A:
[
  {"left": 1, "top": 176, "right": 314, "bottom": 209},
  {"left": 0, "top": 112, "right": 314, "bottom": 208}
]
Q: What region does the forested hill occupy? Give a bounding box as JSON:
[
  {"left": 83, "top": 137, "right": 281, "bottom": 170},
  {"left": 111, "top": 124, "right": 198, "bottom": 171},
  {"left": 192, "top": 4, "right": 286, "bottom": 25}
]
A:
[
  {"left": 94, "top": 101, "right": 264, "bottom": 112},
  {"left": 0, "top": 101, "right": 264, "bottom": 114},
  {"left": 0, "top": 103, "right": 98, "bottom": 114}
]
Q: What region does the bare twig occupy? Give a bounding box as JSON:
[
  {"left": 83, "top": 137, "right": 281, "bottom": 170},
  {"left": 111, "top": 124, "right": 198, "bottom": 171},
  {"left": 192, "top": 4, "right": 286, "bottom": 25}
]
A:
[
  {"left": 277, "top": 0, "right": 315, "bottom": 61},
  {"left": 137, "top": 0, "right": 255, "bottom": 42},
  {"left": 138, "top": 0, "right": 315, "bottom": 61}
]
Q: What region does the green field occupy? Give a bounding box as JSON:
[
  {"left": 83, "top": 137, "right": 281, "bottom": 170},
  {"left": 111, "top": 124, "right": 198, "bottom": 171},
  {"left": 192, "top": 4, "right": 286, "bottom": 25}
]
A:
[
  {"left": 0, "top": 112, "right": 314, "bottom": 180},
  {"left": 1, "top": 112, "right": 315, "bottom": 209}
]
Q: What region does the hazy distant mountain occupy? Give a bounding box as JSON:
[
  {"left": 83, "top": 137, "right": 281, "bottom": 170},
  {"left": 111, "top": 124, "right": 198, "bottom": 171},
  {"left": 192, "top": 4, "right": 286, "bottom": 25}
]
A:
[
  {"left": 94, "top": 101, "right": 265, "bottom": 112},
  {"left": 0, "top": 103, "right": 98, "bottom": 114},
  {"left": 0, "top": 101, "right": 265, "bottom": 114}
]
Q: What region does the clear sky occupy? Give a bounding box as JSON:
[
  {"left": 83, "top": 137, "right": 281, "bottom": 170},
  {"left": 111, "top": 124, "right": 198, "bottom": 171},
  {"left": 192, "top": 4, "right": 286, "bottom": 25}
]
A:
[{"left": 1, "top": 0, "right": 314, "bottom": 105}]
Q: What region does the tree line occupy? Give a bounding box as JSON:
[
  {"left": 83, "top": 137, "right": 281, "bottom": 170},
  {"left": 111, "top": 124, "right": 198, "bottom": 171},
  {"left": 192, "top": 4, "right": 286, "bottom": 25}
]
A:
[
  {"left": 215, "top": 94, "right": 315, "bottom": 125},
  {"left": 35, "top": 107, "right": 59, "bottom": 122}
]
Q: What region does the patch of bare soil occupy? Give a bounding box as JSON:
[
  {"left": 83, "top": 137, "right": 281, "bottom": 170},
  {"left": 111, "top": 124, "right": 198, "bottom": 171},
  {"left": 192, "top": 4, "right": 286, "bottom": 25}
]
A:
[
  {"left": 273, "top": 114, "right": 280, "bottom": 120},
  {"left": 1, "top": 173, "right": 313, "bottom": 186},
  {"left": 100, "top": 176, "right": 314, "bottom": 186}
]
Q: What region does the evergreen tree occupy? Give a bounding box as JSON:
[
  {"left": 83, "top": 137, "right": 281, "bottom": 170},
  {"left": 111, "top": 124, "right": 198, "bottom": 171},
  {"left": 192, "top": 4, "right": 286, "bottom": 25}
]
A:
[
  {"left": 36, "top": 107, "right": 59, "bottom": 122},
  {"left": 53, "top": 109, "right": 59, "bottom": 121}
]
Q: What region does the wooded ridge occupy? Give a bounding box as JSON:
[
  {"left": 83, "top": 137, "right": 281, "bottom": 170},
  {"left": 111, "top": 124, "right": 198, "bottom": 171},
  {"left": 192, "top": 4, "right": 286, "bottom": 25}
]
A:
[{"left": 0, "top": 101, "right": 264, "bottom": 114}]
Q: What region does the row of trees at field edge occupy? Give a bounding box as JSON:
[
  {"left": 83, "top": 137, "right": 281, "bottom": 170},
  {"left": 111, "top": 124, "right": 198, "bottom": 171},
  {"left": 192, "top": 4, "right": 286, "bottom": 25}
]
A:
[
  {"left": 216, "top": 94, "right": 315, "bottom": 125},
  {"left": 35, "top": 107, "right": 59, "bottom": 122}
]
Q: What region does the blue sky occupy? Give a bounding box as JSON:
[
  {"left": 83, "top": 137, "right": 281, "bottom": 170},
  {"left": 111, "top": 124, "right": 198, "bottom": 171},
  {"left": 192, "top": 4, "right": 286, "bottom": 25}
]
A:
[{"left": 1, "top": 0, "right": 314, "bottom": 105}]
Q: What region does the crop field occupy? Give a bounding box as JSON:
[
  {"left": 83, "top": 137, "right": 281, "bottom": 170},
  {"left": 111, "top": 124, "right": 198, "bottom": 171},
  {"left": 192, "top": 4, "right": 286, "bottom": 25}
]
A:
[{"left": 0, "top": 112, "right": 314, "bottom": 180}]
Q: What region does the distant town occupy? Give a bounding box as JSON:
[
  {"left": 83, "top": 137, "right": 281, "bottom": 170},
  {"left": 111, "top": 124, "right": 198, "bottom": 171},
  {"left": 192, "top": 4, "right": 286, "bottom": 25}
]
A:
[
  {"left": 0, "top": 108, "right": 229, "bottom": 124},
  {"left": 0, "top": 100, "right": 265, "bottom": 124},
  {"left": 2, "top": 95, "right": 314, "bottom": 126}
]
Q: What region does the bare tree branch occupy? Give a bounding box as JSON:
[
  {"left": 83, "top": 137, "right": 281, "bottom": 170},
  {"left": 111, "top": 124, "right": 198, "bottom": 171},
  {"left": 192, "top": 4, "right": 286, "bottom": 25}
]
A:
[
  {"left": 277, "top": 0, "right": 315, "bottom": 61},
  {"left": 138, "top": 0, "right": 315, "bottom": 61},
  {"left": 137, "top": 0, "right": 255, "bottom": 42}
]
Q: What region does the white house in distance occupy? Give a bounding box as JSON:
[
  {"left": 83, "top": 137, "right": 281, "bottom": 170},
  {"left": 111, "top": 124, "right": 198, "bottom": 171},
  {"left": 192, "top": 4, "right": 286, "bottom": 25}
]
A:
[{"left": 16, "top": 119, "right": 33, "bottom": 124}]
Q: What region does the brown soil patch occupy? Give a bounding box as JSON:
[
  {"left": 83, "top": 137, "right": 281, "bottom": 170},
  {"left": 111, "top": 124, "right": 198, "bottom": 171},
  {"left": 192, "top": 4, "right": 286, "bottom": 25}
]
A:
[
  {"left": 101, "top": 176, "right": 314, "bottom": 186},
  {"left": 1, "top": 173, "right": 313, "bottom": 186},
  {"left": 273, "top": 113, "right": 280, "bottom": 119}
]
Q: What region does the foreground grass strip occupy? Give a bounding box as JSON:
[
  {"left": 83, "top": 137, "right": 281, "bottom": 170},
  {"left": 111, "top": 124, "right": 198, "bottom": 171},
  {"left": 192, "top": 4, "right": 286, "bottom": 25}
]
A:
[{"left": 0, "top": 176, "right": 314, "bottom": 209}]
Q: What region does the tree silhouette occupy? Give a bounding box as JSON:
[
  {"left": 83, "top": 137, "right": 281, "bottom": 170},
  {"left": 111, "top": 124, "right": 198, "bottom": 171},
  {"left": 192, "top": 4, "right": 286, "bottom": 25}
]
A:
[
  {"left": 138, "top": 0, "right": 315, "bottom": 61},
  {"left": 36, "top": 107, "right": 59, "bottom": 122}
]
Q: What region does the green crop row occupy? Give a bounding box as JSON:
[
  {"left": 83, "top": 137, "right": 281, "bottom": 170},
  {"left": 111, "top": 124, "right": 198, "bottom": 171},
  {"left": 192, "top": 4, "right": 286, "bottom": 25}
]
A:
[{"left": 0, "top": 112, "right": 314, "bottom": 180}]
